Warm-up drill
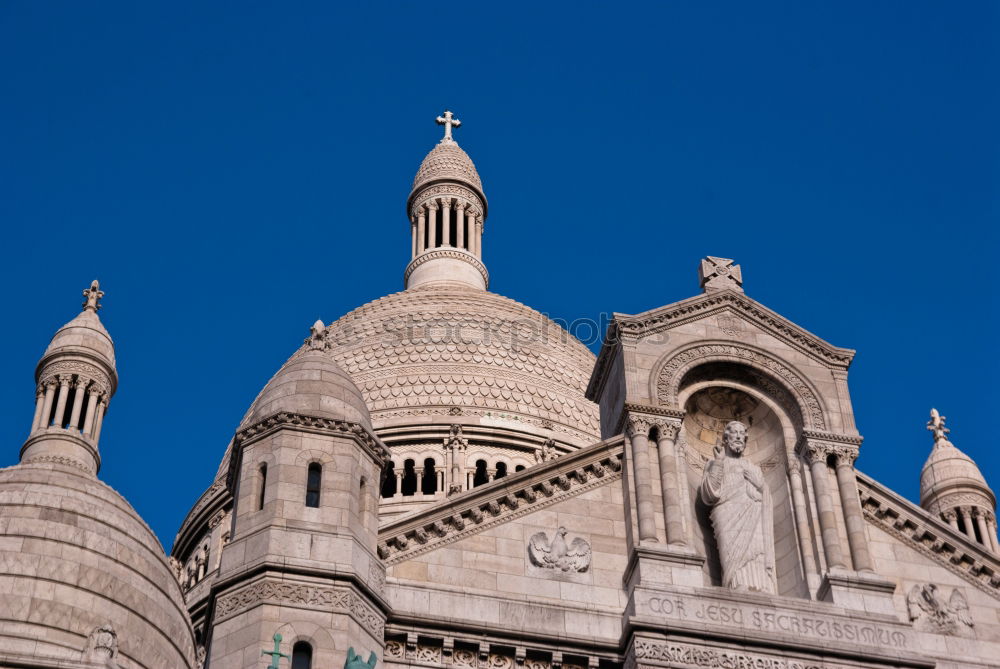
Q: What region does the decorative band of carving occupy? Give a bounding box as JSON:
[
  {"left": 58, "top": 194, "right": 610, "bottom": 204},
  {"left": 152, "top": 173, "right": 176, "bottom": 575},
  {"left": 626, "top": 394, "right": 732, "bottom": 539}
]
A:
[
  {"left": 411, "top": 184, "right": 484, "bottom": 220},
  {"left": 797, "top": 432, "right": 863, "bottom": 466},
  {"left": 404, "top": 248, "right": 490, "bottom": 285},
  {"left": 22, "top": 454, "right": 95, "bottom": 474},
  {"left": 655, "top": 343, "right": 826, "bottom": 430},
  {"left": 235, "top": 411, "right": 389, "bottom": 461},
  {"left": 214, "top": 578, "right": 384, "bottom": 637},
  {"left": 39, "top": 360, "right": 111, "bottom": 396},
  {"left": 634, "top": 639, "right": 823, "bottom": 669}
]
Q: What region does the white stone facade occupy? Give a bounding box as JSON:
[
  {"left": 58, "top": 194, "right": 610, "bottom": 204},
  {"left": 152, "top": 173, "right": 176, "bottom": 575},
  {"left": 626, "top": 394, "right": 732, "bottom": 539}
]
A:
[{"left": 2, "top": 114, "right": 998, "bottom": 669}]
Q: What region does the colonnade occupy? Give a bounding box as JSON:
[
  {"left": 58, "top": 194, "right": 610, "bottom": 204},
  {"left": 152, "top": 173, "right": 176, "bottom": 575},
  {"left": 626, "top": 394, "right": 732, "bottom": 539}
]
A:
[
  {"left": 942, "top": 506, "right": 999, "bottom": 553},
  {"left": 30, "top": 374, "right": 108, "bottom": 442},
  {"left": 411, "top": 197, "right": 483, "bottom": 259}
]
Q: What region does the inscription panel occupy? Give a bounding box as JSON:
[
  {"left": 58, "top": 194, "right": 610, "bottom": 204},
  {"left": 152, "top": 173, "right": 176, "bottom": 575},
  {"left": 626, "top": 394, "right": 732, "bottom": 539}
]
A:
[{"left": 636, "top": 592, "right": 910, "bottom": 650}]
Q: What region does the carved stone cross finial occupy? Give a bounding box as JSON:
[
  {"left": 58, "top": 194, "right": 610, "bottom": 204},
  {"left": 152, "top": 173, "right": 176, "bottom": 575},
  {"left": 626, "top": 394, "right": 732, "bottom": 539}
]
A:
[
  {"left": 82, "top": 280, "right": 104, "bottom": 312},
  {"left": 699, "top": 257, "right": 743, "bottom": 293},
  {"left": 927, "top": 408, "right": 951, "bottom": 446},
  {"left": 262, "top": 633, "right": 289, "bottom": 669},
  {"left": 436, "top": 110, "right": 461, "bottom": 142}
]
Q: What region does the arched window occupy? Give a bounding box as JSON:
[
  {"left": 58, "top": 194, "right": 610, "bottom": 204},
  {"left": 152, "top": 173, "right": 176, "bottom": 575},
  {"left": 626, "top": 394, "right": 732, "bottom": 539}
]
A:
[
  {"left": 473, "top": 459, "right": 489, "bottom": 487},
  {"left": 401, "top": 459, "right": 417, "bottom": 496},
  {"left": 381, "top": 461, "right": 397, "bottom": 498},
  {"left": 306, "top": 463, "right": 322, "bottom": 508},
  {"left": 257, "top": 464, "right": 267, "bottom": 511},
  {"left": 494, "top": 462, "right": 508, "bottom": 479},
  {"left": 291, "top": 641, "right": 313, "bottom": 669},
  {"left": 515, "top": 465, "right": 526, "bottom": 472},
  {"left": 421, "top": 458, "right": 437, "bottom": 494}
]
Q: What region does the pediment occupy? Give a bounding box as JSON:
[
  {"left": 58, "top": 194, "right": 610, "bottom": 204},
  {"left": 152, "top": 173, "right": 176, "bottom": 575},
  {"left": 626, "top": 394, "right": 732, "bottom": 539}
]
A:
[{"left": 377, "top": 436, "right": 624, "bottom": 565}]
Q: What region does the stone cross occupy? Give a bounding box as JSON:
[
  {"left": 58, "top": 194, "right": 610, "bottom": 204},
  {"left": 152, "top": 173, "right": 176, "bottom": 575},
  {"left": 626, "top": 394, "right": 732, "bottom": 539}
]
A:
[
  {"left": 698, "top": 257, "right": 743, "bottom": 293},
  {"left": 262, "top": 633, "right": 289, "bottom": 669},
  {"left": 436, "top": 110, "right": 461, "bottom": 142},
  {"left": 927, "top": 408, "right": 951, "bottom": 445},
  {"left": 82, "top": 280, "right": 104, "bottom": 312}
]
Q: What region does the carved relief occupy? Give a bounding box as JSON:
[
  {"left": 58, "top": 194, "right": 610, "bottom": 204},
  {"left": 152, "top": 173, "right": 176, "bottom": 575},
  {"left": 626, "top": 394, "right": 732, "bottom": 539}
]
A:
[
  {"left": 634, "top": 639, "right": 823, "bottom": 669},
  {"left": 906, "top": 584, "right": 974, "bottom": 636},
  {"left": 83, "top": 623, "right": 118, "bottom": 662},
  {"left": 528, "top": 527, "right": 591, "bottom": 572}
]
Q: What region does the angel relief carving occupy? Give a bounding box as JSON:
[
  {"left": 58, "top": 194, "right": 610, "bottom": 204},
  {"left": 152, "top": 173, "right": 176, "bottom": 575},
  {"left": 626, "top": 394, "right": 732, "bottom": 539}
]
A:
[
  {"left": 906, "top": 583, "right": 974, "bottom": 636},
  {"left": 528, "top": 527, "right": 591, "bottom": 572}
]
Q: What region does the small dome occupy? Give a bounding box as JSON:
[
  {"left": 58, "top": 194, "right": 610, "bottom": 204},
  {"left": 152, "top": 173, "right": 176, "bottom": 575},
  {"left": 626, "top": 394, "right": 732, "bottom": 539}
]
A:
[
  {"left": 0, "top": 462, "right": 196, "bottom": 667},
  {"left": 243, "top": 349, "right": 371, "bottom": 428},
  {"left": 920, "top": 440, "right": 995, "bottom": 508},
  {"left": 411, "top": 140, "right": 484, "bottom": 200},
  {"left": 42, "top": 308, "right": 115, "bottom": 369}
]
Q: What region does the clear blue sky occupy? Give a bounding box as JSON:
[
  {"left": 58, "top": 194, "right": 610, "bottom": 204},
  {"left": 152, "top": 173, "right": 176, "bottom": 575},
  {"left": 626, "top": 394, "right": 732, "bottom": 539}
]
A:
[{"left": 1, "top": 2, "right": 996, "bottom": 548}]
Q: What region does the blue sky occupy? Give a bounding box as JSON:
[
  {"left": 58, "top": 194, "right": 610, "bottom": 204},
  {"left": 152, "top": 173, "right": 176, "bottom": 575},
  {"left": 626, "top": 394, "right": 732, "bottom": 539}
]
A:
[{"left": 1, "top": 2, "right": 996, "bottom": 548}]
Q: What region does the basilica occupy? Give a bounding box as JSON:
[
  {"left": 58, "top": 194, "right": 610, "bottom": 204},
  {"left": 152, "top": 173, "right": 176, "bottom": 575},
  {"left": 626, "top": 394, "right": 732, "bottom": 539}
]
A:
[{"left": 1, "top": 112, "right": 998, "bottom": 669}]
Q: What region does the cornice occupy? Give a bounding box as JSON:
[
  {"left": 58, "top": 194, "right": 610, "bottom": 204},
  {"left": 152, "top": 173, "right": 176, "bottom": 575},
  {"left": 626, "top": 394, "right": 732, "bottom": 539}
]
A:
[
  {"left": 403, "top": 248, "right": 490, "bottom": 288},
  {"left": 378, "top": 436, "right": 625, "bottom": 564},
  {"left": 857, "top": 471, "right": 1000, "bottom": 600}
]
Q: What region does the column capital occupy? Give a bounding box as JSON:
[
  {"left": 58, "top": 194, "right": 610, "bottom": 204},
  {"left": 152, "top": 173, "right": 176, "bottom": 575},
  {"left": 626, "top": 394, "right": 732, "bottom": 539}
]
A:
[
  {"left": 941, "top": 509, "right": 957, "bottom": 522},
  {"left": 425, "top": 200, "right": 440, "bottom": 211},
  {"left": 44, "top": 378, "right": 59, "bottom": 390},
  {"left": 985, "top": 510, "right": 996, "bottom": 524},
  {"left": 787, "top": 457, "right": 803, "bottom": 475},
  {"left": 454, "top": 200, "right": 467, "bottom": 212},
  {"left": 625, "top": 414, "right": 653, "bottom": 439},
  {"left": 831, "top": 445, "right": 859, "bottom": 467},
  {"left": 653, "top": 418, "right": 682, "bottom": 441},
  {"left": 971, "top": 507, "right": 983, "bottom": 519},
  {"left": 57, "top": 374, "right": 72, "bottom": 385}
]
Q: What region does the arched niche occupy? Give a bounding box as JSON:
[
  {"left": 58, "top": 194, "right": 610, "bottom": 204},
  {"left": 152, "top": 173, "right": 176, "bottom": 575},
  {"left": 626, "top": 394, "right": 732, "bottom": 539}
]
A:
[{"left": 675, "top": 363, "right": 810, "bottom": 599}]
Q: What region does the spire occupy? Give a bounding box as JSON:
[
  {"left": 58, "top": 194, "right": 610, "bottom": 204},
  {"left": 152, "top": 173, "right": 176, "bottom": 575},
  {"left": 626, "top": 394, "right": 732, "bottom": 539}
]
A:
[
  {"left": 20, "top": 281, "right": 118, "bottom": 474},
  {"left": 405, "top": 110, "right": 489, "bottom": 290}
]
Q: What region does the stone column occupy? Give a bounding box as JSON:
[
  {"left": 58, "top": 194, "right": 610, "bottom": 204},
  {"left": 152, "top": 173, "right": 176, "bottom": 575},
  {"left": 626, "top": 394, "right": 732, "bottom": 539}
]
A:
[
  {"left": 832, "top": 446, "right": 873, "bottom": 572},
  {"left": 30, "top": 387, "right": 46, "bottom": 432},
  {"left": 92, "top": 398, "right": 107, "bottom": 442},
  {"left": 801, "top": 440, "right": 846, "bottom": 569},
  {"left": 68, "top": 379, "right": 88, "bottom": 431},
  {"left": 474, "top": 218, "right": 482, "bottom": 256},
  {"left": 626, "top": 415, "right": 658, "bottom": 544},
  {"left": 393, "top": 471, "right": 404, "bottom": 499},
  {"left": 958, "top": 506, "right": 975, "bottom": 540},
  {"left": 441, "top": 199, "right": 451, "bottom": 246},
  {"left": 427, "top": 201, "right": 438, "bottom": 249},
  {"left": 52, "top": 375, "right": 71, "bottom": 428},
  {"left": 985, "top": 511, "right": 999, "bottom": 553},
  {"left": 942, "top": 509, "right": 960, "bottom": 532},
  {"left": 411, "top": 218, "right": 418, "bottom": 258},
  {"left": 455, "top": 202, "right": 466, "bottom": 250},
  {"left": 416, "top": 206, "right": 426, "bottom": 255},
  {"left": 788, "top": 457, "right": 821, "bottom": 579},
  {"left": 82, "top": 387, "right": 100, "bottom": 436},
  {"left": 38, "top": 380, "right": 57, "bottom": 430},
  {"left": 973, "top": 508, "right": 991, "bottom": 549},
  {"left": 654, "top": 418, "right": 685, "bottom": 546}
]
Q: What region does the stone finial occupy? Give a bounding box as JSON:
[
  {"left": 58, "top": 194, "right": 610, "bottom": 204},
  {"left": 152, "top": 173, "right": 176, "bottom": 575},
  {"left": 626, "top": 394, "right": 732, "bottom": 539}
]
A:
[
  {"left": 436, "top": 110, "right": 461, "bottom": 142},
  {"left": 82, "top": 279, "right": 104, "bottom": 312},
  {"left": 927, "top": 408, "right": 952, "bottom": 447},
  {"left": 307, "top": 319, "right": 327, "bottom": 351},
  {"left": 699, "top": 256, "right": 743, "bottom": 293}
]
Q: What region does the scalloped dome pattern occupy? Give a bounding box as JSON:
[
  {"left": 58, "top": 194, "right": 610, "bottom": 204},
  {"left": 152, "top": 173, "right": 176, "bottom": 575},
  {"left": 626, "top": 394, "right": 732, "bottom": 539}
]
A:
[
  {"left": 411, "top": 141, "right": 483, "bottom": 194},
  {"left": 324, "top": 286, "right": 600, "bottom": 445}
]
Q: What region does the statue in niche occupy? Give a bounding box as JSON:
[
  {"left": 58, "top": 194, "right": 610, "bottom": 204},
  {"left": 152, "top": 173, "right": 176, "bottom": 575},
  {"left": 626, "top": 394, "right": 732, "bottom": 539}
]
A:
[
  {"left": 906, "top": 583, "right": 974, "bottom": 636},
  {"left": 699, "top": 420, "right": 776, "bottom": 593}
]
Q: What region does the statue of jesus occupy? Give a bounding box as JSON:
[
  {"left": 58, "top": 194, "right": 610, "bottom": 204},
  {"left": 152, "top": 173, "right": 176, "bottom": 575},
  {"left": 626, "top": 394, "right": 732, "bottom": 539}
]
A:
[{"left": 699, "top": 420, "right": 776, "bottom": 593}]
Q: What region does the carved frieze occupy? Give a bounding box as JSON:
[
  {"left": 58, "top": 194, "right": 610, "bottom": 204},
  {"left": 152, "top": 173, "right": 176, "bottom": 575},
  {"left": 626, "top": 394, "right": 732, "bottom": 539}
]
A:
[{"left": 634, "top": 639, "right": 824, "bottom": 669}]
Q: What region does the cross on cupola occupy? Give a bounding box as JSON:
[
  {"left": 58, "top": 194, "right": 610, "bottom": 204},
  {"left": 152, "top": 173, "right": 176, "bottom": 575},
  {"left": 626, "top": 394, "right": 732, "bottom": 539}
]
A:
[
  {"left": 82, "top": 280, "right": 104, "bottom": 312},
  {"left": 436, "top": 110, "right": 461, "bottom": 142}
]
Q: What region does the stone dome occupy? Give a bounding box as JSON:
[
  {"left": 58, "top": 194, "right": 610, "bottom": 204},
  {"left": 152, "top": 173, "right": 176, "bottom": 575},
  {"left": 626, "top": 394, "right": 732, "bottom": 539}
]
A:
[
  {"left": 243, "top": 348, "right": 371, "bottom": 428},
  {"left": 409, "top": 140, "right": 485, "bottom": 206},
  {"left": 41, "top": 307, "right": 116, "bottom": 371},
  {"left": 0, "top": 461, "right": 196, "bottom": 668},
  {"left": 323, "top": 284, "right": 600, "bottom": 446},
  {"left": 920, "top": 439, "right": 995, "bottom": 512}
]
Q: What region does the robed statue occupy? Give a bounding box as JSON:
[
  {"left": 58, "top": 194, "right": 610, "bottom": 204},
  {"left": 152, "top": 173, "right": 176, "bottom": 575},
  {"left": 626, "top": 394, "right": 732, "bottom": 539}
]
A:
[{"left": 700, "top": 420, "right": 776, "bottom": 593}]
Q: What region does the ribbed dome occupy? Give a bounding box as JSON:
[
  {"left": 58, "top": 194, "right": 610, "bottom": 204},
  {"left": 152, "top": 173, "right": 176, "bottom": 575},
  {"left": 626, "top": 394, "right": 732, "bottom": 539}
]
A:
[
  {"left": 42, "top": 308, "right": 115, "bottom": 369},
  {"left": 243, "top": 348, "right": 371, "bottom": 428},
  {"left": 0, "top": 462, "right": 196, "bottom": 667},
  {"left": 324, "top": 284, "right": 600, "bottom": 446},
  {"left": 411, "top": 140, "right": 484, "bottom": 199}
]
